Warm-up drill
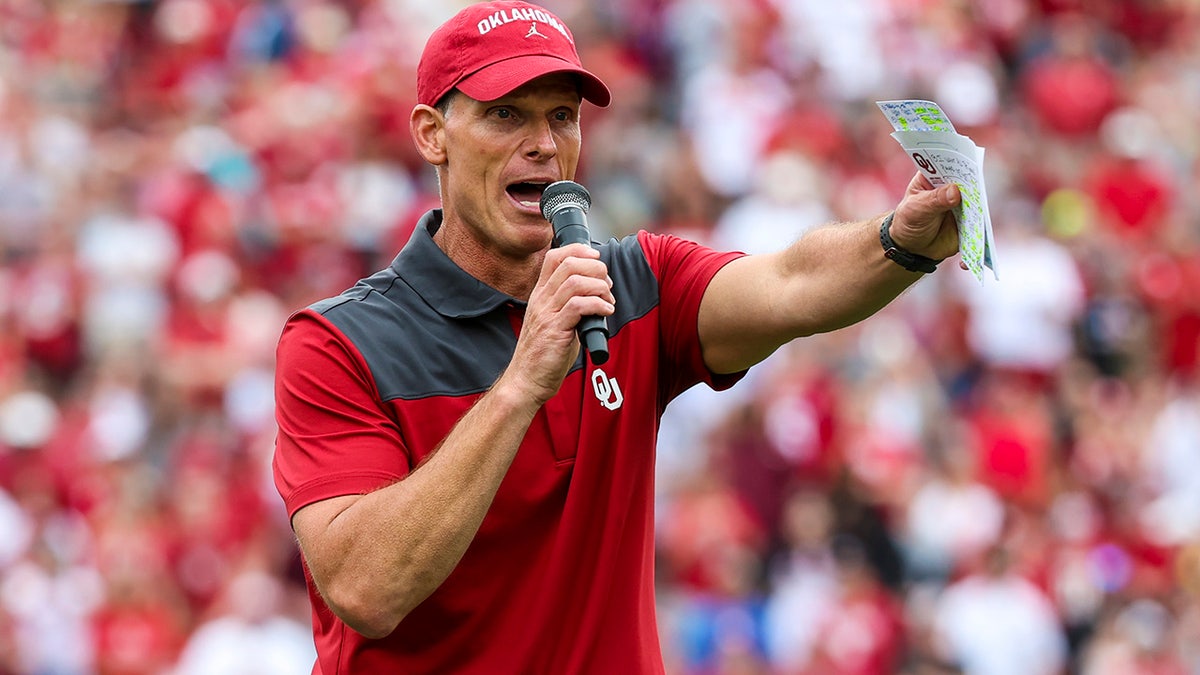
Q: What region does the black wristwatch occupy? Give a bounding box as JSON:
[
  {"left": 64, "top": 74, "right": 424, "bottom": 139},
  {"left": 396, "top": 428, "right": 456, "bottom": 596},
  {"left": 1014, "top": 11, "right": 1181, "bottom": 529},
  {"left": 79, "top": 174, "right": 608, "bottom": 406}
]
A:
[{"left": 879, "top": 212, "right": 939, "bottom": 274}]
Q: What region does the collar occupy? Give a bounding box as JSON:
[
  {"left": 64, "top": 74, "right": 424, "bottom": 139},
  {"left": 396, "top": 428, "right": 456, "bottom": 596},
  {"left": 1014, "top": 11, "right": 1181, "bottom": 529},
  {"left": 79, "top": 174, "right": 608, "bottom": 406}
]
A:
[{"left": 392, "top": 210, "right": 522, "bottom": 319}]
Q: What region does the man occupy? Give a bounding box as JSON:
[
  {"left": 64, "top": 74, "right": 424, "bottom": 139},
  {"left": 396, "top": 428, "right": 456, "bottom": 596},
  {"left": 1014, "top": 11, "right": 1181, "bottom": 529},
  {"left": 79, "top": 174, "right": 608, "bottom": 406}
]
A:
[{"left": 272, "top": 1, "right": 962, "bottom": 673}]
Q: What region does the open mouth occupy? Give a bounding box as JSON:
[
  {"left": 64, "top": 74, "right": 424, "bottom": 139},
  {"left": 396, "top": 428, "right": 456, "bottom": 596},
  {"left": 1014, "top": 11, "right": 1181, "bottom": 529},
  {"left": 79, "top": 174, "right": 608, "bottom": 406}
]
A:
[{"left": 506, "top": 181, "right": 552, "bottom": 210}]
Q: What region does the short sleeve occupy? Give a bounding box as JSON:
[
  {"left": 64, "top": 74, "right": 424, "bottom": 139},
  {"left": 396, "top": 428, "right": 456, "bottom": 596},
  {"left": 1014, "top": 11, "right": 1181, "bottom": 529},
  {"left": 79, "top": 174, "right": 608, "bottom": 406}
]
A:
[
  {"left": 272, "top": 309, "right": 411, "bottom": 519},
  {"left": 636, "top": 231, "right": 746, "bottom": 399}
]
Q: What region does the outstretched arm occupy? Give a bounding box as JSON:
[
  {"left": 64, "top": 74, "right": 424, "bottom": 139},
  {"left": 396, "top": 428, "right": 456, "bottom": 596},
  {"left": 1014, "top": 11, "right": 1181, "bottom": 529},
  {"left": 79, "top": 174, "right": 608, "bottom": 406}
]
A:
[{"left": 698, "top": 174, "right": 961, "bottom": 374}]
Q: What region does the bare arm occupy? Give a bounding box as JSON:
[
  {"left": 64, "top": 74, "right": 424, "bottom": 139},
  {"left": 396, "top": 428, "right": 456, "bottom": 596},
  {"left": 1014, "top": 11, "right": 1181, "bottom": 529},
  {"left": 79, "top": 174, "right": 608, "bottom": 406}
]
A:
[
  {"left": 699, "top": 175, "right": 961, "bottom": 374},
  {"left": 290, "top": 243, "right": 614, "bottom": 639}
]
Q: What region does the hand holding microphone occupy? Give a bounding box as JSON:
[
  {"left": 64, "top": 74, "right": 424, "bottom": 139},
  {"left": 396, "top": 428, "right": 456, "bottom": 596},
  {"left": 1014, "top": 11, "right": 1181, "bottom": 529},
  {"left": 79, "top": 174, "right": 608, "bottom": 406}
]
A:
[{"left": 540, "top": 181, "right": 610, "bottom": 365}]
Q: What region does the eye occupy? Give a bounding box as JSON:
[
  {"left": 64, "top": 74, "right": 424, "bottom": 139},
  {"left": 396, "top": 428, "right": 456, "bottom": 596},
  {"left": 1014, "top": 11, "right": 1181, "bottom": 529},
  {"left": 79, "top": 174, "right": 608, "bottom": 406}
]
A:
[{"left": 492, "top": 107, "right": 513, "bottom": 120}]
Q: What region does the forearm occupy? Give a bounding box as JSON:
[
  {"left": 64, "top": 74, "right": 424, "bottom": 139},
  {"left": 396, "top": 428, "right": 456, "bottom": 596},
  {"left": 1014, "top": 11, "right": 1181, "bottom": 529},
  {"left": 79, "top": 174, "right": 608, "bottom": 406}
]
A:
[
  {"left": 296, "top": 371, "right": 542, "bottom": 638},
  {"left": 778, "top": 214, "right": 924, "bottom": 333},
  {"left": 700, "top": 214, "right": 924, "bottom": 373}
]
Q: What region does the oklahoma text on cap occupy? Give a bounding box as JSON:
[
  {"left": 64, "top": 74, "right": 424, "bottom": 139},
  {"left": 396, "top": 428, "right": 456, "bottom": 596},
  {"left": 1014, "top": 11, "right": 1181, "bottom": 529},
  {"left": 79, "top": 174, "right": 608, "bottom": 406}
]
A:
[{"left": 416, "top": 0, "right": 612, "bottom": 108}]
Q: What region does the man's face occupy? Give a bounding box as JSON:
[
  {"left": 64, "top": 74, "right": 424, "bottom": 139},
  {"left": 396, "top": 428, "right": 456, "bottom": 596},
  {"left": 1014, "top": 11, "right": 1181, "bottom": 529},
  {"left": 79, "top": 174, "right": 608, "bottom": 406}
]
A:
[{"left": 439, "top": 73, "right": 583, "bottom": 260}]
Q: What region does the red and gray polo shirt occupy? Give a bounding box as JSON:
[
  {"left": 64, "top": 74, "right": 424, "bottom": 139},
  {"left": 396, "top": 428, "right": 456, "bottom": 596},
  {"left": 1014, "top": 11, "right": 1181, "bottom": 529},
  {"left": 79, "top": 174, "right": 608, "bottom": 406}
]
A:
[{"left": 273, "top": 209, "right": 744, "bottom": 674}]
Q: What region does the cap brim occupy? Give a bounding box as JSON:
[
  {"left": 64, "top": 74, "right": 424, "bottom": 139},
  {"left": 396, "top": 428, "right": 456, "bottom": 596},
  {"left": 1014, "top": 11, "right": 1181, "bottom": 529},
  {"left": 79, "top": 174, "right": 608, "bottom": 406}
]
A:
[{"left": 455, "top": 54, "right": 612, "bottom": 108}]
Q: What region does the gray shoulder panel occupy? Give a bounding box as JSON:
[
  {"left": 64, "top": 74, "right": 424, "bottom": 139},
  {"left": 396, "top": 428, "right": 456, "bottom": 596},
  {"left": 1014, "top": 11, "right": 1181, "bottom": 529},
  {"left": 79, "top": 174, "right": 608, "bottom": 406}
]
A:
[
  {"left": 314, "top": 233, "right": 660, "bottom": 401},
  {"left": 601, "top": 233, "right": 660, "bottom": 339},
  {"left": 312, "top": 266, "right": 515, "bottom": 400}
]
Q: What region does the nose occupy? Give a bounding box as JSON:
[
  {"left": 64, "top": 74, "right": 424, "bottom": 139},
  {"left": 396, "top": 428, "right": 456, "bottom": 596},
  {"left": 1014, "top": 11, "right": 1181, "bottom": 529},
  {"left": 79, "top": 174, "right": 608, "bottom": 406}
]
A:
[{"left": 525, "top": 119, "right": 557, "bottom": 160}]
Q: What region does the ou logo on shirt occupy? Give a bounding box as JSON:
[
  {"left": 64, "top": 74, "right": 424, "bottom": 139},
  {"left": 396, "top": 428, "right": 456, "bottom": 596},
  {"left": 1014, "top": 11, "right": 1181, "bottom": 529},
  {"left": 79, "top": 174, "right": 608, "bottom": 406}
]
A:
[{"left": 591, "top": 369, "right": 623, "bottom": 411}]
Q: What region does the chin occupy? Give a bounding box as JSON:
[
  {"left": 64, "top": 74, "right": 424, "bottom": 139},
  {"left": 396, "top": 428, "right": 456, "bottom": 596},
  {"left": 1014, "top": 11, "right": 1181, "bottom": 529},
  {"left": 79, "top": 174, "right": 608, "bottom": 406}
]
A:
[
  {"left": 488, "top": 216, "right": 548, "bottom": 255},
  {"left": 517, "top": 227, "right": 554, "bottom": 253}
]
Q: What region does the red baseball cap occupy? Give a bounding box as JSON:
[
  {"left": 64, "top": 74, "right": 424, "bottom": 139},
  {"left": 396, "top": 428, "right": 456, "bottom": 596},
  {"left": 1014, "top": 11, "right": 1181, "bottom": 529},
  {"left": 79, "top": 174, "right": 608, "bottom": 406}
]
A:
[{"left": 416, "top": 1, "right": 611, "bottom": 108}]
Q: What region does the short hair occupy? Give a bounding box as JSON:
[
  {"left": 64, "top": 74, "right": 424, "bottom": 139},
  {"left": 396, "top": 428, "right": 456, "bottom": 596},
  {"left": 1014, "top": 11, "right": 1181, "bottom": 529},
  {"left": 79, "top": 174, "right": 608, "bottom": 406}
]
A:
[{"left": 434, "top": 90, "right": 458, "bottom": 118}]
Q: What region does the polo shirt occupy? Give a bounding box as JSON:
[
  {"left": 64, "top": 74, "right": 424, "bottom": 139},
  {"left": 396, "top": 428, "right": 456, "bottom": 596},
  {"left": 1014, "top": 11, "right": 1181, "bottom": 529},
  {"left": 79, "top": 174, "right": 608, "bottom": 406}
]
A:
[{"left": 273, "top": 210, "right": 744, "bottom": 674}]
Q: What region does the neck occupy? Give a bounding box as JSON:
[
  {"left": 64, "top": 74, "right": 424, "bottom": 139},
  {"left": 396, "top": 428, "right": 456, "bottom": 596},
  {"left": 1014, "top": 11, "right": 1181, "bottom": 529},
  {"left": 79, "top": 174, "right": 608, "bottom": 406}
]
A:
[{"left": 432, "top": 220, "right": 544, "bottom": 301}]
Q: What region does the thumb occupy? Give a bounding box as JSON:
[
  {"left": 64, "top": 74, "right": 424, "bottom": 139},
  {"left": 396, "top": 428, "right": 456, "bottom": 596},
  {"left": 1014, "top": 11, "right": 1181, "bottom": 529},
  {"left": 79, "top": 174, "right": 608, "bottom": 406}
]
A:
[
  {"left": 918, "top": 183, "right": 960, "bottom": 213},
  {"left": 899, "top": 181, "right": 959, "bottom": 225},
  {"left": 940, "top": 183, "right": 961, "bottom": 208}
]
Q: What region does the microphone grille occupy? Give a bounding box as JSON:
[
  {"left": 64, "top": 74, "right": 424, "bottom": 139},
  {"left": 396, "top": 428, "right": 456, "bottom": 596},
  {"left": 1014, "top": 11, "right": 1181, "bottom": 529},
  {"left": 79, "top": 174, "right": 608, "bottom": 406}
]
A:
[{"left": 540, "top": 180, "right": 591, "bottom": 221}]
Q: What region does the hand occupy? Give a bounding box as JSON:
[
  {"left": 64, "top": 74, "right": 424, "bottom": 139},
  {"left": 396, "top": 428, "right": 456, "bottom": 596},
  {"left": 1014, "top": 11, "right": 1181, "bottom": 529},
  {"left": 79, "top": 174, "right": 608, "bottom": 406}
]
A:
[
  {"left": 501, "top": 243, "right": 615, "bottom": 405},
  {"left": 889, "top": 172, "right": 963, "bottom": 266}
]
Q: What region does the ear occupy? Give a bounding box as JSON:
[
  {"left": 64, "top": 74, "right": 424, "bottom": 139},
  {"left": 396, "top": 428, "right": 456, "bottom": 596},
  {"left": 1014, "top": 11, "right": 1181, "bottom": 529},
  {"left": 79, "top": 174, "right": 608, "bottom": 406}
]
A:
[{"left": 410, "top": 104, "right": 447, "bottom": 166}]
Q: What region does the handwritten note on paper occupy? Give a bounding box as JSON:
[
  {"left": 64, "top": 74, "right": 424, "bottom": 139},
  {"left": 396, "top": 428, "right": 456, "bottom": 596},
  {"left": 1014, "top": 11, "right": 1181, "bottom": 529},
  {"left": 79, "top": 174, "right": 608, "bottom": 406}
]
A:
[
  {"left": 878, "top": 100, "right": 998, "bottom": 282},
  {"left": 877, "top": 99, "right": 957, "bottom": 133}
]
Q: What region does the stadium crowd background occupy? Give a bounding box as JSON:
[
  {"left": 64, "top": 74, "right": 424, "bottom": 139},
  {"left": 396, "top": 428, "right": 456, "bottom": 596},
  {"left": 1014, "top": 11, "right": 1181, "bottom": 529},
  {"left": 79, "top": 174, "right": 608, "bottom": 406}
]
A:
[{"left": 1, "top": 0, "right": 1199, "bottom": 672}]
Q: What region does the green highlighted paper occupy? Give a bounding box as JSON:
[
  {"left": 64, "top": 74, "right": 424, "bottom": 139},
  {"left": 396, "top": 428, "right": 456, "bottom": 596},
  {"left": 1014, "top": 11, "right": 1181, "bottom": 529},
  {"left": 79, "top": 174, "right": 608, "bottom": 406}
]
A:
[{"left": 877, "top": 100, "right": 998, "bottom": 283}]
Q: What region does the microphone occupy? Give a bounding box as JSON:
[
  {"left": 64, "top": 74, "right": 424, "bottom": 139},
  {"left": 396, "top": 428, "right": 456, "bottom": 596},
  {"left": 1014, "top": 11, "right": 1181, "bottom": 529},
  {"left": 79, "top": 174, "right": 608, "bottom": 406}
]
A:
[{"left": 540, "top": 180, "right": 609, "bottom": 366}]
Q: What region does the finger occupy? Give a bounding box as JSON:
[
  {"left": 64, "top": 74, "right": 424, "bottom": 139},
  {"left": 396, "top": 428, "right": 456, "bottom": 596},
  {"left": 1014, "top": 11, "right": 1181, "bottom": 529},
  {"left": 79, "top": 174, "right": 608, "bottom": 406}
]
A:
[
  {"left": 560, "top": 292, "right": 615, "bottom": 320},
  {"left": 547, "top": 260, "right": 616, "bottom": 309},
  {"left": 925, "top": 182, "right": 960, "bottom": 209},
  {"left": 906, "top": 171, "right": 935, "bottom": 193},
  {"left": 545, "top": 251, "right": 612, "bottom": 293},
  {"left": 547, "top": 243, "right": 600, "bottom": 263},
  {"left": 904, "top": 171, "right": 960, "bottom": 206},
  {"left": 535, "top": 243, "right": 601, "bottom": 289},
  {"left": 905, "top": 182, "right": 960, "bottom": 218},
  {"left": 939, "top": 183, "right": 961, "bottom": 207}
]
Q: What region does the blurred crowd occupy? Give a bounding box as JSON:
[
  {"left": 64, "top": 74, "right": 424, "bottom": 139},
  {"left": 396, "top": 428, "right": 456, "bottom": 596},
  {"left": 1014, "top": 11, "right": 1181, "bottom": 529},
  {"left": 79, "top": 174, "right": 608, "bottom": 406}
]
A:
[{"left": 1, "top": 0, "right": 1199, "bottom": 673}]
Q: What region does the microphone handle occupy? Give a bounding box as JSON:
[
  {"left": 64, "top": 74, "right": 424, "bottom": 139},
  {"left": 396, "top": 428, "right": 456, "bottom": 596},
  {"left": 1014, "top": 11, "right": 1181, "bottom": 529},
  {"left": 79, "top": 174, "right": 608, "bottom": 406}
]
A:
[
  {"left": 580, "top": 325, "right": 609, "bottom": 365},
  {"left": 552, "top": 207, "right": 610, "bottom": 366}
]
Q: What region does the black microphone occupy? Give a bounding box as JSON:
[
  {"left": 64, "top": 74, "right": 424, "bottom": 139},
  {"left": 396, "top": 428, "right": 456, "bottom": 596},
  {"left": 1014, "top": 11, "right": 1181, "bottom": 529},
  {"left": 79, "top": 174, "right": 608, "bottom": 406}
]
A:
[{"left": 539, "top": 180, "right": 609, "bottom": 366}]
